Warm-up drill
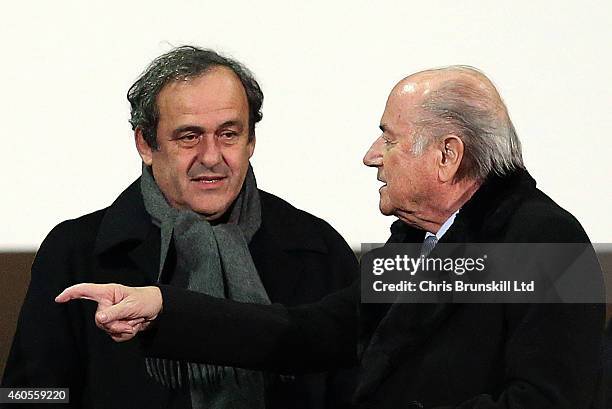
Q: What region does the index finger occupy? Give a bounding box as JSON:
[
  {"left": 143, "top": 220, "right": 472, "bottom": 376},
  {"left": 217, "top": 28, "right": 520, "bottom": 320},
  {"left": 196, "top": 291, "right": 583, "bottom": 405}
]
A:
[{"left": 55, "top": 283, "right": 114, "bottom": 304}]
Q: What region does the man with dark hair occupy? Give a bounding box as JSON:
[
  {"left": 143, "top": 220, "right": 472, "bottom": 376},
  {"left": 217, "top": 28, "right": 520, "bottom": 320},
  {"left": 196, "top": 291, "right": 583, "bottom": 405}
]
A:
[
  {"left": 2, "top": 46, "right": 358, "bottom": 409},
  {"left": 58, "top": 66, "right": 605, "bottom": 408},
  {"left": 128, "top": 46, "right": 264, "bottom": 149}
]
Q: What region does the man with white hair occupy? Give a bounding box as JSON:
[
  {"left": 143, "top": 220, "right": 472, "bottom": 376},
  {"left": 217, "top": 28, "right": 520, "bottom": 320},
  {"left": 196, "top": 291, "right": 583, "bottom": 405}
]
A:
[{"left": 58, "top": 66, "right": 605, "bottom": 408}]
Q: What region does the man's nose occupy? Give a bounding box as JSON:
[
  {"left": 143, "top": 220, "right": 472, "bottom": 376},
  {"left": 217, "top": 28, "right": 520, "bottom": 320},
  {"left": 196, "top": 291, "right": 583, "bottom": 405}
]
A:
[
  {"left": 198, "top": 136, "right": 223, "bottom": 168},
  {"left": 363, "top": 136, "right": 384, "bottom": 167}
]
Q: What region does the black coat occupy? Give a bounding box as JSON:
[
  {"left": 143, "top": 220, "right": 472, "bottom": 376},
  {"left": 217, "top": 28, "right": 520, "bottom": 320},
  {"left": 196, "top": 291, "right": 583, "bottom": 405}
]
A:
[
  {"left": 2, "top": 180, "right": 359, "bottom": 409},
  {"left": 139, "top": 170, "right": 606, "bottom": 409}
]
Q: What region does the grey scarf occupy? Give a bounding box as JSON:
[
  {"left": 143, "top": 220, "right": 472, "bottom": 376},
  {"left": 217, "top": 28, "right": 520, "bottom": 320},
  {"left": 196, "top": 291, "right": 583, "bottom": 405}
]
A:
[{"left": 140, "top": 164, "right": 269, "bottom": 409}]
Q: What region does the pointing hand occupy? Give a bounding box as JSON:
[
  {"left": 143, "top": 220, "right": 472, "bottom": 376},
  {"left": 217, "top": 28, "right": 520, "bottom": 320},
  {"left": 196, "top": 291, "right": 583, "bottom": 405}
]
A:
[{"left": 55, "top": 283, "right": 163, "bottom": 342}]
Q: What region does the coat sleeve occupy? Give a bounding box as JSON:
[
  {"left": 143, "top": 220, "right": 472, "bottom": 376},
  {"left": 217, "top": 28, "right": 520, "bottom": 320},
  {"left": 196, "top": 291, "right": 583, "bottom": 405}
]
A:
[
  {"left": 141, "top": 280, "right": 360, "bottom": 373},
  {"left": 1, "top": 221, "right": 86, "bottom": 408}
]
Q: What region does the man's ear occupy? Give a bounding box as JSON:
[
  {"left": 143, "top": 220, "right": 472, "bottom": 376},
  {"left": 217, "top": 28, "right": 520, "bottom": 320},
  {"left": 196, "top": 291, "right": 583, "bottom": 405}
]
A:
[
  {"left": 247, "top": 135, "right": 256, "bottom": 158},
  {"left": 135, "top": 128, "right": 153, "bottom": 166},
  {"left": 437, "top": 135, "right": 464, "bottom": 183}
]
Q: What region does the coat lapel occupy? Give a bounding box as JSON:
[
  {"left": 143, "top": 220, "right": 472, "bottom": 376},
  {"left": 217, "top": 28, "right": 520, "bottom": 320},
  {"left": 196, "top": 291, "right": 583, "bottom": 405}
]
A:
[
  {"left": 249, "top": 228, "right": 301, "bottom": 302},
  {"left": 127, "top": 225, "right": 162, "bottom": 284},
  {"left": 93, "top": 179, "right": 161, "bottom": 285}
]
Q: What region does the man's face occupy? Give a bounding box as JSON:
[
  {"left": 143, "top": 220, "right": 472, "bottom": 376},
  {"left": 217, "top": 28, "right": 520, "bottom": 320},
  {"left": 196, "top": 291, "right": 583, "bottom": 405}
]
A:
[
  {"left": 363, "top": 84, "right": 439, "bottom": 228},
  {"left": 137, "top": 67, "right": 255, "bottom": 220}
]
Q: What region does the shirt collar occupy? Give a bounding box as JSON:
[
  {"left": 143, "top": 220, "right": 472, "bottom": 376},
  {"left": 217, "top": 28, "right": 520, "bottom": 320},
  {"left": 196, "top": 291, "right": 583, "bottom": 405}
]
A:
[{"left": 425, "top": 210, "right": 459, "bottom": 242}]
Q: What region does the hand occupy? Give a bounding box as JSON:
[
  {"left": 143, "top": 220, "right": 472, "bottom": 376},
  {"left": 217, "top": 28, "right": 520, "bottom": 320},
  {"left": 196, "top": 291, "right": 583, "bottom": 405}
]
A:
[{"left": 55, "top": 283, "right": 163, "bottom": 342}]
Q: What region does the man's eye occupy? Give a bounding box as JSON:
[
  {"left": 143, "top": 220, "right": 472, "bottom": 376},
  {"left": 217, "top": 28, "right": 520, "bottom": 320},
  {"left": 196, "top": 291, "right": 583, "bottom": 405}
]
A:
[
  {"left": 176, "top": 134, "right": 200, "bottom": 146},
  {"left": 219, "top": 132, "right": 238, "bottom": 141}
]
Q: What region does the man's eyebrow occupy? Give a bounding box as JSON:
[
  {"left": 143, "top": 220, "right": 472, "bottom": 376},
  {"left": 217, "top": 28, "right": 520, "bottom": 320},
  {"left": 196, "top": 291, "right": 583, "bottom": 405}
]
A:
[
  {"left": 171, "top": 120, "right": 244, "bottom": 137},
  {"left": 218, "top": 120, "right": 244, "bottom": 130},
  {"left": 172, "top": 125, "right": 205, "bottom": 137}
]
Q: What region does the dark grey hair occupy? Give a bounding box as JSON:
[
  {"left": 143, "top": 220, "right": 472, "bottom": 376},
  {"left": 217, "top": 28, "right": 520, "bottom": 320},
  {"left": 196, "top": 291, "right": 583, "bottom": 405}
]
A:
[
  {"left": 413, "top": 66, "right": 524, "bottom": 181},
  {"left": 127, "top": 46, "right": 263, "bottom": 148}
]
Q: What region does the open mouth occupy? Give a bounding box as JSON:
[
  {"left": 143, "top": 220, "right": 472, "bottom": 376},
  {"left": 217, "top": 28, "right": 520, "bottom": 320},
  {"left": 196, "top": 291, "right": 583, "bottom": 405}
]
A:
[{"left": 191, "top": 176, "right": 227, "bottom": 186}]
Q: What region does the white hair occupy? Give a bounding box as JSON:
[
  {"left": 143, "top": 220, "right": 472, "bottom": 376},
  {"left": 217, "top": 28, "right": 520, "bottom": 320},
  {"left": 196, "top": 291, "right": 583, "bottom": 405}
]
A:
[{"left": 413, "top": 65, "right": 524, "bottom": 181}]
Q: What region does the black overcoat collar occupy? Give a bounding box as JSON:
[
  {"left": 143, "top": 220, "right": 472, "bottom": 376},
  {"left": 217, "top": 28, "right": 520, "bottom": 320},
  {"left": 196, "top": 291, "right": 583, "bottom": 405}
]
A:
[
  {"left": 93, "top": 179, "right": 160, "bottom": 283},
  {"left": 387, "top": 169, "right": 537, "bottom": 245}
]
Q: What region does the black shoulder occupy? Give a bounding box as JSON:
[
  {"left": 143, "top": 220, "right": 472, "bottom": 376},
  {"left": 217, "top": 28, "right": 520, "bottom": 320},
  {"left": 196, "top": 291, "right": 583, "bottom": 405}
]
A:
[
  {"left": 258, "top": 189, "right": 353, "bottom": 253},
  {"left": 256, "top": 190, "right": 358, "bottom": 289},
  {"left": 259, "top": 190, "right": 317, "bottom": 221},
  {"left": 505, "top": 188, "right": 589, "bottom": 243},
  {"left": 42, "top": 208, "right": 108, "bottom": 250},
  {"left": 34, "top": 208, "right": 110, "bottom": 273}
]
